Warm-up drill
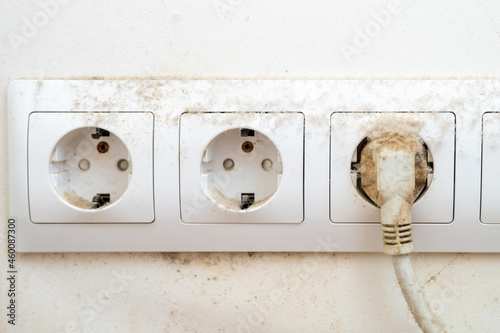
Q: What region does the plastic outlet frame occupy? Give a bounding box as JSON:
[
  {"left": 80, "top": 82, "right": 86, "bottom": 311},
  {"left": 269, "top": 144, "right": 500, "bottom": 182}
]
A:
[
  {"left": 179, "top": 112, "right": 304, "bottom": 224},
  {"left": 28, "top": 112, "right": 155, "bottom": 223},
  {"left": 481, "top": 112, "right": 500, "bottom": 224},
  {"left": 330, "top": 112, "right": 455, "bottom": 224},
  {"left": 7, "top": 80, "right": 500, "bottom": 252}
]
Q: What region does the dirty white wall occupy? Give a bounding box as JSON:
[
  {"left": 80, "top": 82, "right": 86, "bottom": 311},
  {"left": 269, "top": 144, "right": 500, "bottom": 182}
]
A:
[{"left": 1, "top": 0, "right": 500, "bottom": 332}]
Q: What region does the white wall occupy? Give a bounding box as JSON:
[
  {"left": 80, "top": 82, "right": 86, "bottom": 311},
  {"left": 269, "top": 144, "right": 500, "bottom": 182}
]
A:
[{"left": 1, "top": 0, "right": 500, "bottom": 332}]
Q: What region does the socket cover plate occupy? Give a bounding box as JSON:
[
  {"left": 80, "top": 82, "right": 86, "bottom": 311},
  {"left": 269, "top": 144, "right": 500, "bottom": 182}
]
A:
[
  {"left": 481, "top": 112, "right": 500, "bottom": 224},
  {"left": 330, "top": 112, "right": 455, "bottom": 224},
  {"left": 180, "top": 112, "right": 304, "bottom": 224},
  {"left": 28, "top": 112, "right": 155, "bottom": 223}
]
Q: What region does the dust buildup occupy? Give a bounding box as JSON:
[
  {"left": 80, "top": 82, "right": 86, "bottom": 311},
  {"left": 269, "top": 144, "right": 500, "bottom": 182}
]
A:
[
  {"left": 357, "top": 120, "right": 431, "bottom": 207},
  {"left": 58, "top": 189, "right": 110, "bottom": 210},
  {"left": 58, "top": 189, "right": 94, "bottom": 209}
]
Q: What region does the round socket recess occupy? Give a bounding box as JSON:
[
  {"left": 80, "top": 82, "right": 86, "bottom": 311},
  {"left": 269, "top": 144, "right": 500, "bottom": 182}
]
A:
[
  {"left": 49, "top": 127, "right": 132, "bottom": 210},
  {"left": 201, "top": 128, "right": 283, "bottom": 212}
]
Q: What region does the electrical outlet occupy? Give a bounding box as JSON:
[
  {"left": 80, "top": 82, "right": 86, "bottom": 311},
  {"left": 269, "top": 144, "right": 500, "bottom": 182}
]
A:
[
  {"left": 8, "top": 80, "right": 500, "bottom": 252},
  {"left": 481, "top": 112, "right": 500, "bottom": 224},
  {"left": 330, "top": 112, "right": 455, "bottom": 224},
  {"left": 179, "top": 112, "right": 304, "bottom": 223},
  {"left": 28, "top": 112, "right": 154, "bottom": 223}
]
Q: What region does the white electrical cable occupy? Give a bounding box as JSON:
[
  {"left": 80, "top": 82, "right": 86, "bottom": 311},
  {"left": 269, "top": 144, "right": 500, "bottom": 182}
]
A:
[
  {"left": 365, "top": 142, "right": 446, "bottom": 332},
  {"left": 392, "top": 254, "right": 444, "bottom": 333}
]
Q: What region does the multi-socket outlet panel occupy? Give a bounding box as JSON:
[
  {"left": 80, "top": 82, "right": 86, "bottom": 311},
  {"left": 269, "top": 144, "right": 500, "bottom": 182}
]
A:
[{"left": 7, "top": 80, "right": 500, "bottom": 252}]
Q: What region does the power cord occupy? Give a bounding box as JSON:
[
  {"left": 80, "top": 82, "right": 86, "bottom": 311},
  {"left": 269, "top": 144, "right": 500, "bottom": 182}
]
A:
[{"left": 357, "top": 130, "right": 444, "bottom": 333}]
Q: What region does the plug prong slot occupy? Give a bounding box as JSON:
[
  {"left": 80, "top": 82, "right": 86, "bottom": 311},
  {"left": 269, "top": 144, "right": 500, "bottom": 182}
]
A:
[
  {"left": 240, "top": 193, "right": 255, "bottom": 210},
  {"left": 91, "top": 193, "right": 110, "bottom": 209},
  {"left": 240, "top": 128, "right": 255, "bottom": 137},
  {"left": 91, "top": 128, "right": 110, "bottom": 139}
]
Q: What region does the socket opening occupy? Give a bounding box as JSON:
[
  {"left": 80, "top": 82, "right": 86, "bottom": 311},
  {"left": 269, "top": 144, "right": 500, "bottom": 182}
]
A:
[
  {"left": 201, "top": 128, "right": 283, "bottom": 212},
  {"left": 49, "top": 127, "right": 132, "bottom": 210},
  {"left": 350, "top": 136, "right": 434, "bottom": 207}
]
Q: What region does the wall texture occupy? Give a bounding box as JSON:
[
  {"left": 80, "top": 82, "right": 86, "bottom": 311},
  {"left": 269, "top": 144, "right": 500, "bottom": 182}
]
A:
[{"left": 1, "top": 0, "right": 500, "bottom": 332}]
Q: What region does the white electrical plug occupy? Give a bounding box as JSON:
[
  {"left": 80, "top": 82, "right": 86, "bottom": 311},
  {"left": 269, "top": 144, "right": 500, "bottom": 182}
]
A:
[
  {"left": 376, "top": 147, "right": 415, "bottom": 255},
  {"left": 357, "top": 129, "right": 444, "bottom": 332},
  {"left": 356, "top": 129, "right": 429, "bottom": 254}
]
